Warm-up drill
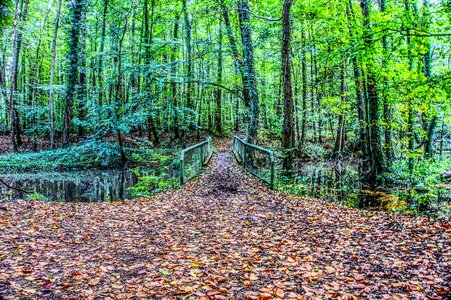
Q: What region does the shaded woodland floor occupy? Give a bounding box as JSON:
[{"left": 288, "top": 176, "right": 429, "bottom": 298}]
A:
[{"left": 0, "top": 140, "right": 450, "bottom": 299}]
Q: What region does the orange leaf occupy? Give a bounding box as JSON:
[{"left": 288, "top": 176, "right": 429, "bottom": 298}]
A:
[{"left": 274, "top": 288, "right": 285, "bottom": 298}]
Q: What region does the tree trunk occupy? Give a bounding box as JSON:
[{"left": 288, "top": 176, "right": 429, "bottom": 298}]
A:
[
  {"left": 237, "top": 0, "right": 259, "bottom": 143},
  {"left": 113, "top": 3, "right": 133, "bottom": 163},
  {"left": 171, "top": 15, "right": 180, "bottom": 139},
  {"left": 0, "top": 57, "right": 8, "bottom": 134},
  {"left": 215, "top": 20, "right": 223, "bottom": 136},
  {"left": 300, "top": 25, "right": 307, "bottom": 146},
  {"left": 405, "top": 0, "right": 415, "bottom": 171},
  {"left": 182, "top": 0, "right": 193, "bottom": 110},
  {"left": 360, "top": 0, "right": 386, "bottom": 181},
  {"left": 78, "top": 7, "right": 87, "bottom": 138},
  {"left": 63, "top": 0, "right": 83, "bottom": 147},
  {"left": 49, "top": 0, "right": 62, "bottom": 149},
  {"left": 219, "top": 0, "right": 251, "bottom": 113},
  {"left": 281, "top": 0, "right": 295, "bottom": 172},
  {"left": 346, "top": 0, "right": 368, "bottom": 164},
  {"left": 143, "top": 0, "right": 159, "bottom": 145},
  {"left": 422, "top": 0, "right": 436, "bottom": 158},
  {"left": 334, "top": 58, "right": 347, "bottom": 156},
  {"left": 9, "top": 0, "right": 29, "bottom": 152},
  {"left": 97, "top": 0, "right": 108, "bottom": 106},
  {"left": 380, "top": 0, "right": 393, "bottom": 165}
]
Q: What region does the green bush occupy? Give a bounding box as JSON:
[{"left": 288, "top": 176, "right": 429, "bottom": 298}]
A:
[
  {"left": 388, "top": 158, "right": 451, "bottom": 188},
  {"left": 129, "top": 168, "right": 179, "bottom": 197},
  {"left": 26, "top": 192, "right": 49, "bottom": 202},
  {"left": 0, "top": 140, "right": 176, "bottom": 172},
  {"left": 0, "top": 141, "right": 124, "bottom": 172}
]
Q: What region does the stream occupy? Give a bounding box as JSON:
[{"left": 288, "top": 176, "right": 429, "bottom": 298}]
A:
[
  {"left": 0, "top": 167, "right": 179, "bottom": 202},
  {"left": 294, "top": 160, "right": 451, "bottom": 217},
  {"left": 1, "top": 158, "right": 450, "bottom": 218}
]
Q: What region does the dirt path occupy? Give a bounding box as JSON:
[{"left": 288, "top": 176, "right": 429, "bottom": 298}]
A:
[{"left": 0, "top": 141, "right": 450, "bottom": 299}]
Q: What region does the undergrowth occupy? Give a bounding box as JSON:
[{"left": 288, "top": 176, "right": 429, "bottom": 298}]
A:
[{"left": 0, "top": 140, "right": 177, "bottom": 172}]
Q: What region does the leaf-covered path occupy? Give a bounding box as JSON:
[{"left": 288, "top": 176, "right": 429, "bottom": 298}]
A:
[{"left": 0, "top": 141, "right": 450, "bottom": 299}]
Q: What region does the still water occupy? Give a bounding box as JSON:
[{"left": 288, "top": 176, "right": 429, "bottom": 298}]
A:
[
  {"left": 0, "top": 167, "right": 179, "bottom": 202},
  {"left": 294, "top": 160, "right": 451, "bottom": 217}
]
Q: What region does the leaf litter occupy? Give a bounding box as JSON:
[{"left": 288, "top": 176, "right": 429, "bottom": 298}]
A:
[{"left": 0, "top": 140, "right": 449, "bottom": 299}]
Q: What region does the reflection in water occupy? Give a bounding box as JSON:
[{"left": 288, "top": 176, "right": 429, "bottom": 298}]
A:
[
  {"left": 294, "top": 160, "right": 450, "bottom": 216},
  {"left": 294, "top": 160, "right": 362, "bottom": 207},
  {"left": 0, "top": 167, "right": 179, "bottom": 202}
]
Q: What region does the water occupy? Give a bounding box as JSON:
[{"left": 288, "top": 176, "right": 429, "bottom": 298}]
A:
[
  {"left": 0, "top": 167, "right": 180, "bottom": 202},
  {"left": 293, "top": 160, "right": 451, "bottom": 217}
]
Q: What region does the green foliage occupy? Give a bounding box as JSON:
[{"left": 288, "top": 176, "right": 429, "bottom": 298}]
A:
[
  {"left": 388, "top": 157, "right": 451, "bottom": 188},
  {"left": 301, "top": 143, "right": 328, "bottom": 159},
  {"left": 276, "top": 176, "right": 309, "bottom": 195},
  {"left": 0, "top": 141, "right": 123, "bottom": 172},
  {"left": 382, "top": 158, "right": 451, "bottom": 212},
  {"left": 0, "top": 140, "right": 177, "bottom": 172},
  {"left": 129, "top": 168, "right": 179, "bottom": 197},
  {"left": 0, "top": 0, "right": 11, "bottom": 28},
  {"left": 26, "top": 192, "right": 48, "bottom": 202}
]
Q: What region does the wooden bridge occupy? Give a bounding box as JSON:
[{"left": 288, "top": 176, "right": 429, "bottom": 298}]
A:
[{"left": 180, "top": 136, "right": 275, "bottom": 187}]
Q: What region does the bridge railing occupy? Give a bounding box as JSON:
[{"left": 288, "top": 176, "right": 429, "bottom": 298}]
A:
[
  {"left": 180, "top": 137, "right": 213, "bottom": 185},
  {"left": 232, "top": 136, "right": 275, "bottom": 187}
]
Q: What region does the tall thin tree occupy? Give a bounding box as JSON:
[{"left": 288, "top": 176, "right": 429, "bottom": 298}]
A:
[
  {"left": 49, "top": 0, "right": 62, "bottom": 149},
  {"left": 9, "top": 0, "right": 29, "bottom": 151},
  {"left": 237, "top": 0, "right": 259, "bottom": 143},
  {"left": 63, "top": 0, "right": 84, "bottom": 147},
  {"left": 281, "top": 0, "right": 296, "bottom": 171}
]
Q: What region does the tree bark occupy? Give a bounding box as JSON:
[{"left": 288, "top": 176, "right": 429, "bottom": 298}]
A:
[
  {"left": 360, "top": 0, "right": 386, "bottom": 181},
  {"left": 97, "top": 0, "right": 108, "bottom": 106},
  {"left": 422, "top": 0, "right": 436, "bottom": 158},
  {"left": 334, "top": 58, "right": 347, "bottom": 156},
  {"left": 219, "top": 0, "right": 251, "bottom": 110},
  {"left": 405, "top": 0, "right": 415, "bottom": 171},
  {"left": 9, "top": 0, "right": 29, "bottom": 152},
  {"left": 49, "top": 0, "right": 62, "bottom": 149},
  {"left": 300, "top": 25, "right": 307, "bottom": 146},
  {"left": 281, "top": 0, "right": 296, "bottom": 172},
  {"left": 63, "top": 0, "right": 84, "bottom": 147},
  {"left": 171, "top": 14, "right": 180, "bottom": 139},
  {"left": 237, "top": 0, "right": 259, "bottom": 143},
  {"left": 215, "top": 20, "right": 223, "bottom": 136},
  {"left": 182, "top": 0, "right": 193, "bottom": 110},
  {"left": 380, "top": 0, "right": 393, "bottom": 165},
  {"left": 143, "top": 0, "right": 159, "bottom": 145}
]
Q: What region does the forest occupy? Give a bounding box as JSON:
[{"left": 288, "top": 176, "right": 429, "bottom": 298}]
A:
[
  {"left": 0, "top": 0, "right": 450, "bottom": 173},
  {"left": 0, "top": 0, "right": 450, "bottom": 298}
]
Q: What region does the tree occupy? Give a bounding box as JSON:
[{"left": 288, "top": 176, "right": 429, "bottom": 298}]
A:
[
  {"left": 237, "top": 0, "right": 259, "bottom": 143},
  {"left": 0, "top": 0, "right": 449, "bottom": 181},
  {"left": 215, "top": 20, "right": 223, "bottom": 136},
  {"left": 380, "top": 0, "right": 393, "bottom": 164},
  {"left": 219, "top": 0, "right": 250, "bottom": 109},
  {"left": 143, "top": 0, "right": 159, "bottom": 145},
  {"left": 422, "top": 0, "right": 437, "bottom": 158},
  {"left": 49, "top": 0, "right": 62, "bottom": 149},
  {"left": 333, "top": 58, "right": 347, "bottom": 156},
  {"left": 360, "top": 0, "right": 387, "bottom": 181},
  {"left": 182, "top": 0, "right": 193, "bottom": 110},
  {"left": 281, "top": 0, "right": 296, "bottom": 172},
  {"left": 63, "top": 0, "right": 84, "bottom": 147},
  {"left": 8, "top": 0, "right": 29, "bottom": 152}
]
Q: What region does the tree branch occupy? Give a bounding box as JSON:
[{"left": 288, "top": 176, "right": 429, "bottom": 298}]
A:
[
  {"left": 160, "top": 80, "right": 243, "bottom": 100},
  {"left": 0, "top": 178, "right": 33, "bottom": 194},
  {"left": 387, "top": 28, "right": 451, "bottom": 37}
]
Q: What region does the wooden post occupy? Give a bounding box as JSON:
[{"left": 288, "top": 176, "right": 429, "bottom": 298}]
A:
[{"left": 180, "top": 152, "right": 185, "bottom": 185}]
